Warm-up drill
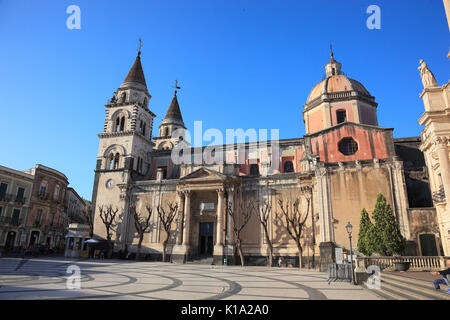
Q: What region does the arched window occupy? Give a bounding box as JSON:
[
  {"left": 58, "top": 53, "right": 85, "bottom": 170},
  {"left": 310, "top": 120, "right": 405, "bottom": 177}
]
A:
[
  {"left": 113, "top": 153, "right": 120, "bottom": 169},
  {"left": 284, "top": 161, "right": 294, "bottom": 173},
  {"left": 338, "top": 137, "right": 358, "bottom": 156},
  {"left": 142, "top": 122, "right": 146, "bottom": 136},
  {"left": 250, "top": 164, "right": 259, "bottom": 175},
  {"left": 165, "top": 127, "right": 169, "bottom": 137},
  {"left": 143, "top": 97, "right": 147, "bottom": 106},
  {"left": 115, "top": 118, "right": 120, "bottom": 132},
  {"left": 108, "top": 154, "right": 114, "bottom": 170},
  {"left": 120, "top": 117, "right": 125, "bottom": 131},
  {"left": 121, "top": 92, "right": 126, "bottom": 102},
  {"left": 336, "top": 110, "right": 347, "bottom": 124}
]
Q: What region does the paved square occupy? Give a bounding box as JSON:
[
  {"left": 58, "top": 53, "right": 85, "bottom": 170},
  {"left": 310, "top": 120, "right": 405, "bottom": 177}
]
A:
[{"left": 0, "top": 257, "right": 381, "bottom": 300}]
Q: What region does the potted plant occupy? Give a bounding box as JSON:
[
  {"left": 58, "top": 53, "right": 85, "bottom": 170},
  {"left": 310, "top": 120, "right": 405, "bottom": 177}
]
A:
[{"left": 394, "top": 260, "right": 410, "bottom": 272}]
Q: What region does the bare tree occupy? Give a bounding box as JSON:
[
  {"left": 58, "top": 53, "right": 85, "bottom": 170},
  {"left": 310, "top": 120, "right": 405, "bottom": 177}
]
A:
[
  {"left": 156, "top": 202, "right": 178, "bottom": 262},
  {"left": 275, "top": 187, "right": 311, "bottom": 268},
  {"left": 98, "top": 205, "right": 119, "bottom": 258},
  {"left": 227, "top": 199, "right": 255, "bottom": 267},
  {"left": 130, "top": 203, "right": 153, "bottom": 261},
  {"left": 82, "top": 207, "right": 94, "bottom": 239},
  {"left": 254, "top": 200, "right": 274, "bottom": 267}
]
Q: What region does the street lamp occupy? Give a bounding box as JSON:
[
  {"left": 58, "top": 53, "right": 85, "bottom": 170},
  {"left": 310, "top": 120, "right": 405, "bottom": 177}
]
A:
[{"left": 345, "top": 222, "right": 356, "bottom": 285}]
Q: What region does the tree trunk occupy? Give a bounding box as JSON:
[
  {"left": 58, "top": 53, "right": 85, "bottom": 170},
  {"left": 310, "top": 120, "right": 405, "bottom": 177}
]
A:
[
  {"left": 297, "top": 244, "right": 303, "bottom": 269},
  {"left": 237, "top": 241, "right": 245, "bottom": 267},
  {"left": 162, "top": 239, "right": 168, "bottom": 262},
  {"left": 263, "top": 225, "right": 273, "bottom": 267},
  {"left": 269, "top": 248, "right": 273, "bottom": 268},
  {"left": 136, "top": 237, "right": 143, "bottom": 261},
  {"left": 106, "top": 235, "right": 112, "bottom": 259}
]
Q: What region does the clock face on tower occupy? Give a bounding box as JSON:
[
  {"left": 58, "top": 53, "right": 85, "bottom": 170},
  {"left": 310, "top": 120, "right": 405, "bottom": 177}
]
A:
[{"left": 106, "top": 179, "right": 115, "bottom": 189}]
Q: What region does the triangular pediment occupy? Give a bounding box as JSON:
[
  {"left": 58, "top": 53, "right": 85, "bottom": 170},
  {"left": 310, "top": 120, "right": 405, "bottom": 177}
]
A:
[{"left": 180, "top": 167, "right": 227, "bottom": 181}]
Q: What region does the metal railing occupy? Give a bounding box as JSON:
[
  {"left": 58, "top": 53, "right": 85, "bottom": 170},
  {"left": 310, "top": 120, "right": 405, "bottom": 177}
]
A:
[
  {"left": 0, "top": 216, "right": 22, "bottom": 226},
  {"left": 14, "top": 196, "right": 27, "bottom": 204},
  {"left": 0, "top": 193, "right": 13, "bottom": 202}
]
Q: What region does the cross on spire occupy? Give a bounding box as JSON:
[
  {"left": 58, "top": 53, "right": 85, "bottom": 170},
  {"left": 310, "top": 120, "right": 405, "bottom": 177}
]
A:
[
  {"left": 330, "top": 43, "right": 334, "bottom": 61},
  {"left": 172, "top": 80, "right": 181, "bottom": 95},
  {"left": 137, "top": 37, "right": 143, "bottom": 56}
]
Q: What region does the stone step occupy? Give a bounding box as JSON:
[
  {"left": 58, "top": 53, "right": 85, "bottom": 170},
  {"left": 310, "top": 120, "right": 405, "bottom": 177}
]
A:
[
  {"left": 187, "top": 256, "right": 214, "bottom": 265},
  {"left": 364, "top": 272, "right": 450, "bottom": 300},
  {"left": 381, "top": 272, "right": 434, "bottom": 287},
  {"left": 381, "top": 276, "right": 450, "bottom": 300}
]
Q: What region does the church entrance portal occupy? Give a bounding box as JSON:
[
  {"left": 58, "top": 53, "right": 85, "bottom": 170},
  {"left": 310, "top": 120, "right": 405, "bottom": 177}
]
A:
[{"left": 199, "top": 222, "right": 214, "bottom": 256}]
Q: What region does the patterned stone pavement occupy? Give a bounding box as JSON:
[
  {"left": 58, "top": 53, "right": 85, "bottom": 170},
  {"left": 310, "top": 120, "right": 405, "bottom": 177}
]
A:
[{"left": 0, "top": 257, "right": 381, "bottom": 300}]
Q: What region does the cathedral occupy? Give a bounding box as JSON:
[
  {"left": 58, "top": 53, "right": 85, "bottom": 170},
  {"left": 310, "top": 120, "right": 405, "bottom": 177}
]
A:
[{"left": 91, "top": 47, "right": 445, "bottom": 269}]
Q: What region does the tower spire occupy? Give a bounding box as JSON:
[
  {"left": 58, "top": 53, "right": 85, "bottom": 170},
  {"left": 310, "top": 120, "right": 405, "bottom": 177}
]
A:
[
  {"left": 330, "top": 43, "right": 334, "bottom": 61},
  {"left": 172, "top": 79, "right": 181, "bottom": 95},
  {"left": 122, "top": 39, "right": 147, "bottom": 87},
  {"left": 137, "top": 37, "right": 143, "bottom": 56}
]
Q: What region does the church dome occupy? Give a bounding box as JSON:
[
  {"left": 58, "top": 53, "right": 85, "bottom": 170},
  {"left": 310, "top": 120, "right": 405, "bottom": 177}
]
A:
[{"left": 306, "top": 74, "right": 372, "bottom": 104}]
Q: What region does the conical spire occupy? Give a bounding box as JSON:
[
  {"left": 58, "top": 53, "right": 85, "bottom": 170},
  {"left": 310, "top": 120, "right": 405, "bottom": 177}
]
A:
[
  {"left": 123, "top": 52, "right": 147, "bottom": 86},
  {"left": 164, "top": 91, "right": 183, "bottom": 122}
]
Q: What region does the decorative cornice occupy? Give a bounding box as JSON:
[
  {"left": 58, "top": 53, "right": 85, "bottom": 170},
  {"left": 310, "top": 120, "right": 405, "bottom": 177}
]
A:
[{"left": 304, "top": 90, "right": 377, "bottom": 111}]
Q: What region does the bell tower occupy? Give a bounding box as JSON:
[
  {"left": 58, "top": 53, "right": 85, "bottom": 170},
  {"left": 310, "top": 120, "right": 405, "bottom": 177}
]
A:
[
  {"left": 91, "top": 43, "right": 156, "bottom": 243},
  {"left": 154, "top": 81, "right": 187, "bottom": 151}
]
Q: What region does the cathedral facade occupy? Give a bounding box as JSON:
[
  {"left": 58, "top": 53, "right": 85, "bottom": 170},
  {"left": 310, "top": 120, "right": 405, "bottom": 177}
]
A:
[{"left": 91, "top": 49, "right": 444, "bottom": 268}]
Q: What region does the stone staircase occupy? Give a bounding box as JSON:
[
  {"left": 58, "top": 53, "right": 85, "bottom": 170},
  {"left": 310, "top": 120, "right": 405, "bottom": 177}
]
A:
[
  {"left": 187, "top": 256, "right": 214, "bottom": 265},
  {"left": 363, "top": 272, "right": 450, "bottom": 300}
]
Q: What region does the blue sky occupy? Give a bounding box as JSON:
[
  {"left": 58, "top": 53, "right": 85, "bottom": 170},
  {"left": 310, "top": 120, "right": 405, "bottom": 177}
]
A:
[{"left": 0, "top": 0, "right": 448, "bottom": 200}]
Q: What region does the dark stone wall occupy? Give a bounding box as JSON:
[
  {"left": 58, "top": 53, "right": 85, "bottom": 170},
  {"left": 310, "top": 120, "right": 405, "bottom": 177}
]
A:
[{"left": 394, "top": 138, "right": 433, "bottom": 208}]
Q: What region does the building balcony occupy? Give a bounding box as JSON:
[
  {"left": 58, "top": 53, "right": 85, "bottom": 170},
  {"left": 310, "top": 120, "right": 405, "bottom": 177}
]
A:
[
  {"left": 37, "top": 193, "right": 49, "bottom": 201},
  {"left": 432, "top": 185, "right": 446, "bottom": 204},
  {"left": 33, "top": 220, "right": 42, "bottom": 228},
  {"left": 0, "top": 193, "right": 13, "bottom": 202},
  {"left": 14, "top": 196, "right": 27, "bottom": 205},
  {"left": 0, "top": 216, "right": 22, "bottom": 227}
]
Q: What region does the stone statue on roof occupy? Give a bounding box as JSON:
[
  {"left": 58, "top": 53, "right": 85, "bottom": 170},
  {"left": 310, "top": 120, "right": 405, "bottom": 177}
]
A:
[{"left": 418, "top": 59, "right": 438, "bottom": 89}]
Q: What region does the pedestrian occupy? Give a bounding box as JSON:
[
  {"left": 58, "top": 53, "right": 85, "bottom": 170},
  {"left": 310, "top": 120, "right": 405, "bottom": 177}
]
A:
[
  {"left": 21, "top": 245, "right": 27, "bottom": 259},
  {"left": 99, "top": 250, "right": 104, "bottom": 260},
  {"left": 278, "top": 257, "right": 283, "bottom": 268},
  {"left": 431, "top": 259, "right": 450, "bottom": 293}
]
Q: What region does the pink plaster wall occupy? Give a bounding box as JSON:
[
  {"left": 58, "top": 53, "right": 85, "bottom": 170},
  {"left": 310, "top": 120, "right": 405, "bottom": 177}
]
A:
[
  {"left": 310, "top": 126, "right": 390, "bottom": 163},
  {"left": 307, "top": 109, "right": 324, "bottom": 133},
  {"left": 330, "top": 103, "right": 354, "bottom": 126}
]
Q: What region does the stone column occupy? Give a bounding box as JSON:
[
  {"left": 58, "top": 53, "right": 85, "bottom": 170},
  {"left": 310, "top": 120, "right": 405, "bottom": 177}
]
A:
[
  {"left": 213, "top": 188, "right": 225, "bottom": 264},
  {"left": 216, "top": 189, "right": 225, "bottom": 246},
  {"left": 182, "top": 191, "right": 191, "bottom": 246},
  {"left": 226, "top": 187, "right": 234, "bottom": 246},
  {"left": 172, "top": 190, "right": 190, "bottom": 264},
  {"left": 435, "top": 137, "right": 450, "bottom": 200},
  {"left": 176, "top": 192, "right": 185, "bottom": 245},
  {"left": 225, "top": 187, "right": 235, "bottom": 264}
]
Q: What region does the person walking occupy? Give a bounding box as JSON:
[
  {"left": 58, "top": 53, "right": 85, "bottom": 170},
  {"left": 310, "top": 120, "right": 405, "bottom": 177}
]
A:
[
  {"left": 431, "top": 259, "right": 450, "bottom": 293},
  {"left": 21, "top": 245, "right": 27, "bottom": 259}
]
